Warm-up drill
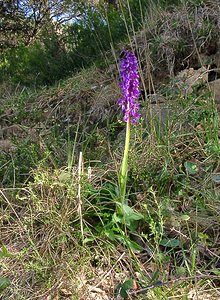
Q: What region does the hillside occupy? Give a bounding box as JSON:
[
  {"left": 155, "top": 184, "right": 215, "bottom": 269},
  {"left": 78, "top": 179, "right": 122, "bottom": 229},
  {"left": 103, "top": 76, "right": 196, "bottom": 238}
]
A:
[{"left": 0, "top": 1, "right": 220, "bottom": 299}]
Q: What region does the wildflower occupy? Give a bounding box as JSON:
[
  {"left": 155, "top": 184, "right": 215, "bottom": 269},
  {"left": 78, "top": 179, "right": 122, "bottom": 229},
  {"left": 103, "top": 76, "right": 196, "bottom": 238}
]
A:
[
  {"left": 118, "top": 50, "right": 140, "bottom": 203},
  {"left": 118, "top": 50, "right": 140, "bottom": 124}
]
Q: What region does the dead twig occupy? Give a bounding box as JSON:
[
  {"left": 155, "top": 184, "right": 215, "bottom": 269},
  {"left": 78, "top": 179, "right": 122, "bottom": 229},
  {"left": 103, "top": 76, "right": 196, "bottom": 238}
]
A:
[{"left": 77, "top": 151, "right": 84, "bottom": 239}]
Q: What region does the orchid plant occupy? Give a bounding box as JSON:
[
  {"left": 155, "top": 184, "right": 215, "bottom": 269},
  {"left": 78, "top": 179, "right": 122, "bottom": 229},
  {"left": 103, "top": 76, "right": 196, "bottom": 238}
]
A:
[{"left": 118, "top": 50, "right": 140, "bottom": 204}]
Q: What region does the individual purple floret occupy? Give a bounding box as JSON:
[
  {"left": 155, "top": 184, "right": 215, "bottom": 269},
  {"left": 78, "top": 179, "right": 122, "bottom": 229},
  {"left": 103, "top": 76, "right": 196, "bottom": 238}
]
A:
[{"left": 118, "top": 50, "right": 140, "bottom": 124}]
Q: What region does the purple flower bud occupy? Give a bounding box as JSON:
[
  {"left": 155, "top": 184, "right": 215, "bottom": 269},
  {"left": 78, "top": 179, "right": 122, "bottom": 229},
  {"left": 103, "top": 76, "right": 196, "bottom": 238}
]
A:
[{"left": 118, "top": 50, "right": 140, "bottom": 124}]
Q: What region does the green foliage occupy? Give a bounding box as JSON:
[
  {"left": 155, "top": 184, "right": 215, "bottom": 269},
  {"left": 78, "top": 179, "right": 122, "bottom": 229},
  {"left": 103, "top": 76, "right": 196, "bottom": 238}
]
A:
[
  {"left": 0, "top": 245, "right": 13, "bottom": 259},
  {"left": 116, "top": 278, "right": 134, "bottom": 298},
  {"left": 0, "top": 37, "right": 72, "bottom": 86},
  {"left": 0, "top": 0, "right": 151, "bottom": 86},
  {"left": 160, "top": 238, "right": 180, "bottom": 248},
  {"left": 0, "top": 245, "right": 12, "bottom": 294},
  {"left": 0, "top": 278, "right": 10, "bottom": 294},
  {"left": 184, "top": 161, "right": 199, "bottom": 175}
]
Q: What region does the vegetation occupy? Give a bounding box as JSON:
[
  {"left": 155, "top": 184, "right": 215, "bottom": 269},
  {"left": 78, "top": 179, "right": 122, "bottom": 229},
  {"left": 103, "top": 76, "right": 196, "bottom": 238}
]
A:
[{"left": 1, "top": 0, "right": 220, "bottom": 299}]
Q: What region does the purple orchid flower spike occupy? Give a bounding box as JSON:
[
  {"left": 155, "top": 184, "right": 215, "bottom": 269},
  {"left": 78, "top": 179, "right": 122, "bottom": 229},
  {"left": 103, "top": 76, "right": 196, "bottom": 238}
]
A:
[{"left": 118, "top": 50, "right": 140, "bottom": 124}]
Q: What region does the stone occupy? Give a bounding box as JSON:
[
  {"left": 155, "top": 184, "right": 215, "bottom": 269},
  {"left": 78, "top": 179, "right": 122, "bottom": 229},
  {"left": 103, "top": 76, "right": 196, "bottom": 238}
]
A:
[
  {"left": 175, "top": 66, "right": 208, "bottom": 97},
  {"left": 214, "top": 40, "right": 220, "bottom": 76},
  {"left": 0, "top": 139, "right": 16, "bottom": 151},
  {"left": 208, "top": 78, "right": 220, "bottom": 105}
]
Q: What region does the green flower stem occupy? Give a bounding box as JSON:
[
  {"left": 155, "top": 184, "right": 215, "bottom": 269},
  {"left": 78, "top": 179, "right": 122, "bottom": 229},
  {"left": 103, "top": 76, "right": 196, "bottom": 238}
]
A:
[{"left": 119, "top": 117, "right": 131, "bottom": 204}]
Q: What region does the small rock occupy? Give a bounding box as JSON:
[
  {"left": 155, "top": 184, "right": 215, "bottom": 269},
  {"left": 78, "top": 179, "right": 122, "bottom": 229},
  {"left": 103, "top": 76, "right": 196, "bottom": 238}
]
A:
[
  {"left": 208, "top": 78, "right": 220, "bottom": 105},
  {"left": 0, "top": 139, "right": 16, "bottom": 151},
  {"left": 175, "top": 66, "right": 208, "bottom": 96}
]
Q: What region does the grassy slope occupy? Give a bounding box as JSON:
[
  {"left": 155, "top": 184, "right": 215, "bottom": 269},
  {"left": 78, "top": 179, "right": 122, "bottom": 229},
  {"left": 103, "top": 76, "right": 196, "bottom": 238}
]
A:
[{"left": 1, "top": 1, "right": 220, "bottom": 300}]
